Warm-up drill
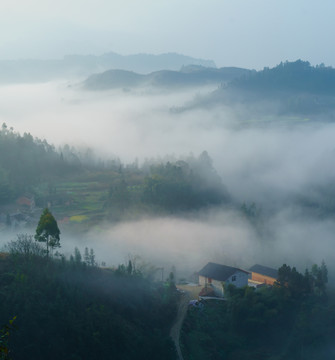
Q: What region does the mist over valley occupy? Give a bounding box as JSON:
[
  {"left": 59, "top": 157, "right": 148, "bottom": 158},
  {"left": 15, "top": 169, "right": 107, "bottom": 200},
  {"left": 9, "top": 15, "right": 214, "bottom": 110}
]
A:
[
  {"left": 1, "top": 54, "right": 335, "bottom": 360},
  {"left": 2, "top": 1, "right": 335, "bottom": 358},
  {"left": 1, "top": 60, "right": 335, "bottom": 278}
]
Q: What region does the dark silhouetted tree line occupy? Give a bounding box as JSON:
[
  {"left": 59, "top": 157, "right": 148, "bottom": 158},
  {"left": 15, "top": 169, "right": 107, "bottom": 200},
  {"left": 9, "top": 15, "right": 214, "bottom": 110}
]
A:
[
  {"left": 104, "top": 151, "right": 230, "bottom": 219},
  {"left": 181, "top": 262, "right": 335, "bottom": 360},
  {"left": 141, "top": 152, "right": 229, "bottom": 211},
  {"left": 0, "top": 123, "right": 230, "bottom": 221},
  {"left": 0, "top": 123, "right": 83, "bottom": 202},
  {"left": 231, "top": 60, "right": 335, "bottom": 95},
  {"left": 209, "top": 60, "right": 335, "bottom": 116},
  {"left": 0, "top": 236, "right": 177, "bottom": 360}
]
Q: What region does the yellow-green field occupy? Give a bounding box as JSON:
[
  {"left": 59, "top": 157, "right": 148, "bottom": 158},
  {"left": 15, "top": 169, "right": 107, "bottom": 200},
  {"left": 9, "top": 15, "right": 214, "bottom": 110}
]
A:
[{"left": 35, "top": 180, "right": 110, "bottom": 231}]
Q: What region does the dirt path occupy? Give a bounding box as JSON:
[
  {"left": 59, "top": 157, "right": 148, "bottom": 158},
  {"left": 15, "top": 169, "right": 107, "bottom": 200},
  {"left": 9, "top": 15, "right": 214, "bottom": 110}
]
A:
[{"left": 170, "top": 284, "right": 202, "bottom": 360}]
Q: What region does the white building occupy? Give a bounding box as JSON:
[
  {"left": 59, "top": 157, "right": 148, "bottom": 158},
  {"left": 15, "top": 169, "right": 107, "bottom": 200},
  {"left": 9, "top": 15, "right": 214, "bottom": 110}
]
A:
[{"left": 198, "top": 262, "right": 249, "bottom": 297}]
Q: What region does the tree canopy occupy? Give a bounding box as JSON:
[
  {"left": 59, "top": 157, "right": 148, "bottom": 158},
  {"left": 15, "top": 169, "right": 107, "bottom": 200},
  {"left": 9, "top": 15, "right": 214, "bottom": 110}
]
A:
[
  {"left": 0, "top": 239, "right": 177, "bottom": 360},
  {"left": 182, "top": 262, "right": 334, "bottom": 360},
  {"left": 35, "top": 208, "right": 60, "bottom": 256}
]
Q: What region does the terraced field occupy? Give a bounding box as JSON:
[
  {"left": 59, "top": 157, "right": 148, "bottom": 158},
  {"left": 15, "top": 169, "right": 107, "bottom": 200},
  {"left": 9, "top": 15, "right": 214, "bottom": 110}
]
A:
[{"left": 36, "top": 180, "right": 110, "bottom": 232}]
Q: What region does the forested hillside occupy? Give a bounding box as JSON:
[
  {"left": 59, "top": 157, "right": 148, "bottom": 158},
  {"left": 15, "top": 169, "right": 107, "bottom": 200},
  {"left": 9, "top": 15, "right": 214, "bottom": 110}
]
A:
[
  {"left": 0, "top": 124, "right": 230, "bottom": 230},
  {"left": 83, "top": 66, "right": 251, "bottom": 90},
  {"left": 0, "top": 236, "right": 177, "bottom": 359},
  {"left": 181, "top": 263, "right": 335, "bottom": 360},
  {"left": 186, "top": 60, "right": 335, "bottom": 118},
  {"left": 0, "top": 123, "right": 82, "bottom": 203},
  {"left": 231, "top": 60, "right": 335, "bottom": 94}
]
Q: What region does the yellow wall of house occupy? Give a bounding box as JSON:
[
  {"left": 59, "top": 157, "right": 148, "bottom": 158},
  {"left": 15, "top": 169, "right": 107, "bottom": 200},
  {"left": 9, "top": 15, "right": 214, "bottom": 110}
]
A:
[{"left": 251, "top": 272, "right": 276, "bottom": 285}]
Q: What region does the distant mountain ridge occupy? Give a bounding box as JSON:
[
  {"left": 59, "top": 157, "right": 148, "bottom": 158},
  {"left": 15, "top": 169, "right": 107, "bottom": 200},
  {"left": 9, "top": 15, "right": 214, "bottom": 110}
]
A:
[
  {"left": 182, "top": 60, "right": 335, "bottom": 118},
  {"left": 70, "top": 51, "right": 217, "bottom": 73},
  {"left": 230, "top": 60, "right": 335, "bottom": 94},
  {"left": 0, "top": 52, "right": 216, "bottom": 83},
  {"left": 83, "top": 65, "right": 252, "bottom": 90}
]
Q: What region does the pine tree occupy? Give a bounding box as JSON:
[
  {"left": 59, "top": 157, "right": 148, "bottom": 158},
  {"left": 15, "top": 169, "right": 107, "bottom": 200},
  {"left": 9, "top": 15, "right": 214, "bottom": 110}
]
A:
[{"left": 35, "top": 208, "right": 60, "bottom": 257}]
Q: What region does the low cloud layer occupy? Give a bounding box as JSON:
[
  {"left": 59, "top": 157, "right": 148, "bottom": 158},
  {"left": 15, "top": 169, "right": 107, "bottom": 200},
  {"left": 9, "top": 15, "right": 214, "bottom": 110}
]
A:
[
  {"left": 1, "top": 81, "right": 335, "bottom": 281},
  {"left": 57, "top": 209, "right": 335, "bottom": 282},
  {"left": 1, "top": 81, "right": 335, "bottom": 204}
]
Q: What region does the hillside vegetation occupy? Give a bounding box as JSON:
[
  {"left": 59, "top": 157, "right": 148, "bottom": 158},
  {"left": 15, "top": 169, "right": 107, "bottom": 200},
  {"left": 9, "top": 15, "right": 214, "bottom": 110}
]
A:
[
  {"left": 3, "top": 121, "right": 335, "bottom": 234},
  {"left": 183, "top": 60, "right": 335, "bottom": 119},
  {"left": 0, "top": 236, "right": 178, "bottom": 359},
  {"left": 231, "top": 60, "right": 335, "bottom": 95},
  {"left": 0, "top": 124, "right": 230, "bottom": 231},
  {"left": 83, "top": 65, "right": 251, "bottom": 91},
  {"left": 181, "top": 263, "right": 335, "bottom": 360}
]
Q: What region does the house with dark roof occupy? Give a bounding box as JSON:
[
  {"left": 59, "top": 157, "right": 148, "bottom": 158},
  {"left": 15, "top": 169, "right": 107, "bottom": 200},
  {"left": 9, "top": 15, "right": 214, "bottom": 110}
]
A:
[
  {"left": 249, "top": 264, "right": 278, "bottom": 286},
  {"left": 198, "top": 262, "right": 249, "bottom": 297}
]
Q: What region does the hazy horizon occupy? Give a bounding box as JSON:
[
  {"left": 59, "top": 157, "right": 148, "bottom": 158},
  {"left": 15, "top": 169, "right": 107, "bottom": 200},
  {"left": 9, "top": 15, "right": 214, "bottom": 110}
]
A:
[{"left": 1, "top": 1, "right": 335, "bottom": 69}]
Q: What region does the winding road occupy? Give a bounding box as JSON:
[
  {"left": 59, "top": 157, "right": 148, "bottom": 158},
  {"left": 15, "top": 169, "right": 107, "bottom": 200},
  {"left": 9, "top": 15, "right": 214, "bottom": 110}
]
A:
[{"left": 170, "top": 284, "right": 202, "bottom": 360}]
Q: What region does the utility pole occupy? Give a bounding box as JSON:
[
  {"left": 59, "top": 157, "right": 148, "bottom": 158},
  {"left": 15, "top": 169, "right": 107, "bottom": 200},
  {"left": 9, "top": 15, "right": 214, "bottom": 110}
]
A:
[{"left": 157, "top": 267, "right": 164, "bottom": 282}]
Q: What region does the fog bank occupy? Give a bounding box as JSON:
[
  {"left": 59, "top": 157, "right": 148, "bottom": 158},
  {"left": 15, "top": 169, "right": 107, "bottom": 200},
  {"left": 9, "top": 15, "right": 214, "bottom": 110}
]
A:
[
  {"left": 2, "top": 81, "right": 335, "bottom": 205},
  {"left": 1, "top": 81, "right": 335, "bottom": 280},
  {"left": 59, "top": 210, "right": 335, "bottom": 281}
]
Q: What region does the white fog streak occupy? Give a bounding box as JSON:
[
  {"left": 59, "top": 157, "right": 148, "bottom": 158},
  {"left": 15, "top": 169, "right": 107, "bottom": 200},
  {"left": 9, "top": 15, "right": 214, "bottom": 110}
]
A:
[{"left": 2, "top": 81, "right": 335, "bottom": 278}]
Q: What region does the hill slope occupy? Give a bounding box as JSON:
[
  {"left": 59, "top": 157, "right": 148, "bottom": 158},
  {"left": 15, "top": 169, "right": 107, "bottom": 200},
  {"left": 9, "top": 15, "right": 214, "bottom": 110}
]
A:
[
  {"left": 0, "top": 247, "right": 178, "bottom": 360},
  {"left": 83, "top": 65, "right": 251, "bottom": 90},
  {"left": 183, "top": 60, "right": 335, "bottom": 118}
]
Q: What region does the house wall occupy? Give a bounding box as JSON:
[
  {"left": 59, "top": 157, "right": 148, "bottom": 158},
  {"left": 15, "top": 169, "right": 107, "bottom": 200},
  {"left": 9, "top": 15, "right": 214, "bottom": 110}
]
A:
[
  {"left": 251, "top": 272, "right": 276, "bottom": 285},
  {"left": 248, "top": 279, "right": 266, "bottom": 289},
  {"left": 199, "top": 275, "right": 207, "bottom": 286},
  {"left": 199, "top": 271, "right": 249, "bottom": 297},
  {"left": 199, "top": 275, "right": 223, "bottom": 297},
  {"left": 225, "top": 271, "right": 249, "bottom": 289},
  {"left": 211, "top": 279, "right": 224, "bottom": 297}
]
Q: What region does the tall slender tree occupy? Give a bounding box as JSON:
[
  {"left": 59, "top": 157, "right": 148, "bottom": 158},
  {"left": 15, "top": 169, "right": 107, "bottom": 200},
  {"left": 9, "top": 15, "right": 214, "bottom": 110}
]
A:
[{"left": 35, "top": 208, "right": 60, "bottom": 257}]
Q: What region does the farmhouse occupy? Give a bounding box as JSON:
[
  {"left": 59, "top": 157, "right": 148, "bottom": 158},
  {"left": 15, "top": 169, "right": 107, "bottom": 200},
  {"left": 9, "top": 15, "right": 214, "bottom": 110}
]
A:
[
  {"left": 198, "top": 262, "right": 249, "bottom": 297},
  {"left": 16, "top": 195, "right": 35, "bottom": 211},
  {"left": 249, "top": 264, "right": 278, "bottom": 285}
]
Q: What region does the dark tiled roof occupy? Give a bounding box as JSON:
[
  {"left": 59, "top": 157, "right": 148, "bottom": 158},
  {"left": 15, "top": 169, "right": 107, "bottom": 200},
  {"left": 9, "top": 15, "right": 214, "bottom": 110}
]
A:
[
  {"left": 199, "top": 262, "right": 249, "bottom": 282},
  {"left": 249, "top": 264, "right": 278, "bottom": 279}
]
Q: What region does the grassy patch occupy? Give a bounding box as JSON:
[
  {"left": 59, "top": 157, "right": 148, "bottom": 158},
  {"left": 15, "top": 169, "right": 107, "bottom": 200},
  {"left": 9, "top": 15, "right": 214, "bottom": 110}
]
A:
[{"left": 69, "top": 215, "right": 88, "bottom": 223}]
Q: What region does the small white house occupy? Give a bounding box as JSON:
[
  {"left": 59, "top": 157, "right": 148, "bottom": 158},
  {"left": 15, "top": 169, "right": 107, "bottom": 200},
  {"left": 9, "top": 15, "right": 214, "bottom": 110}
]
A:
[{"left": 198, "top": 262, "right": 249, "bottom": 297}]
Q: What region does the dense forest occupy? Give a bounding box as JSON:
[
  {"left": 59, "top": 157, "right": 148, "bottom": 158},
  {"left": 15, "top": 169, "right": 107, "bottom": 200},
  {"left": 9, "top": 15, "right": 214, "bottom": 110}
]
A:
[
  {"left": 181, "top": 263, "right": 335, "bottom": 360},
  {"left": 231, "top": 60, "right": 335, "bottom": 95},
  {"left": 2, "top": 122, "right": 335, "bottom": 235},
  {"left": 0, "top": 123, "right": 230, "bottom": 230},
  {"left": 0, "top": 235, "right": 178, "bottom": 359},
  {"left": 0, "top": 123, "right": 92, "bottom": 203},
  {"left": 185, "top": 60, "right": 335, "bottom": 118}
]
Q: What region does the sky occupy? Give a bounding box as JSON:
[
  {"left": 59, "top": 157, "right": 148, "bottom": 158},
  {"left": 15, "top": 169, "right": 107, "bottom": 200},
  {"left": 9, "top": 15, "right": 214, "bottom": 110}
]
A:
[
  {"left": 1, "top": 0, "right": 335, "bottom": 276},
  {"left": 0, "top": 0, "right": 334, "bottom": 69}
]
